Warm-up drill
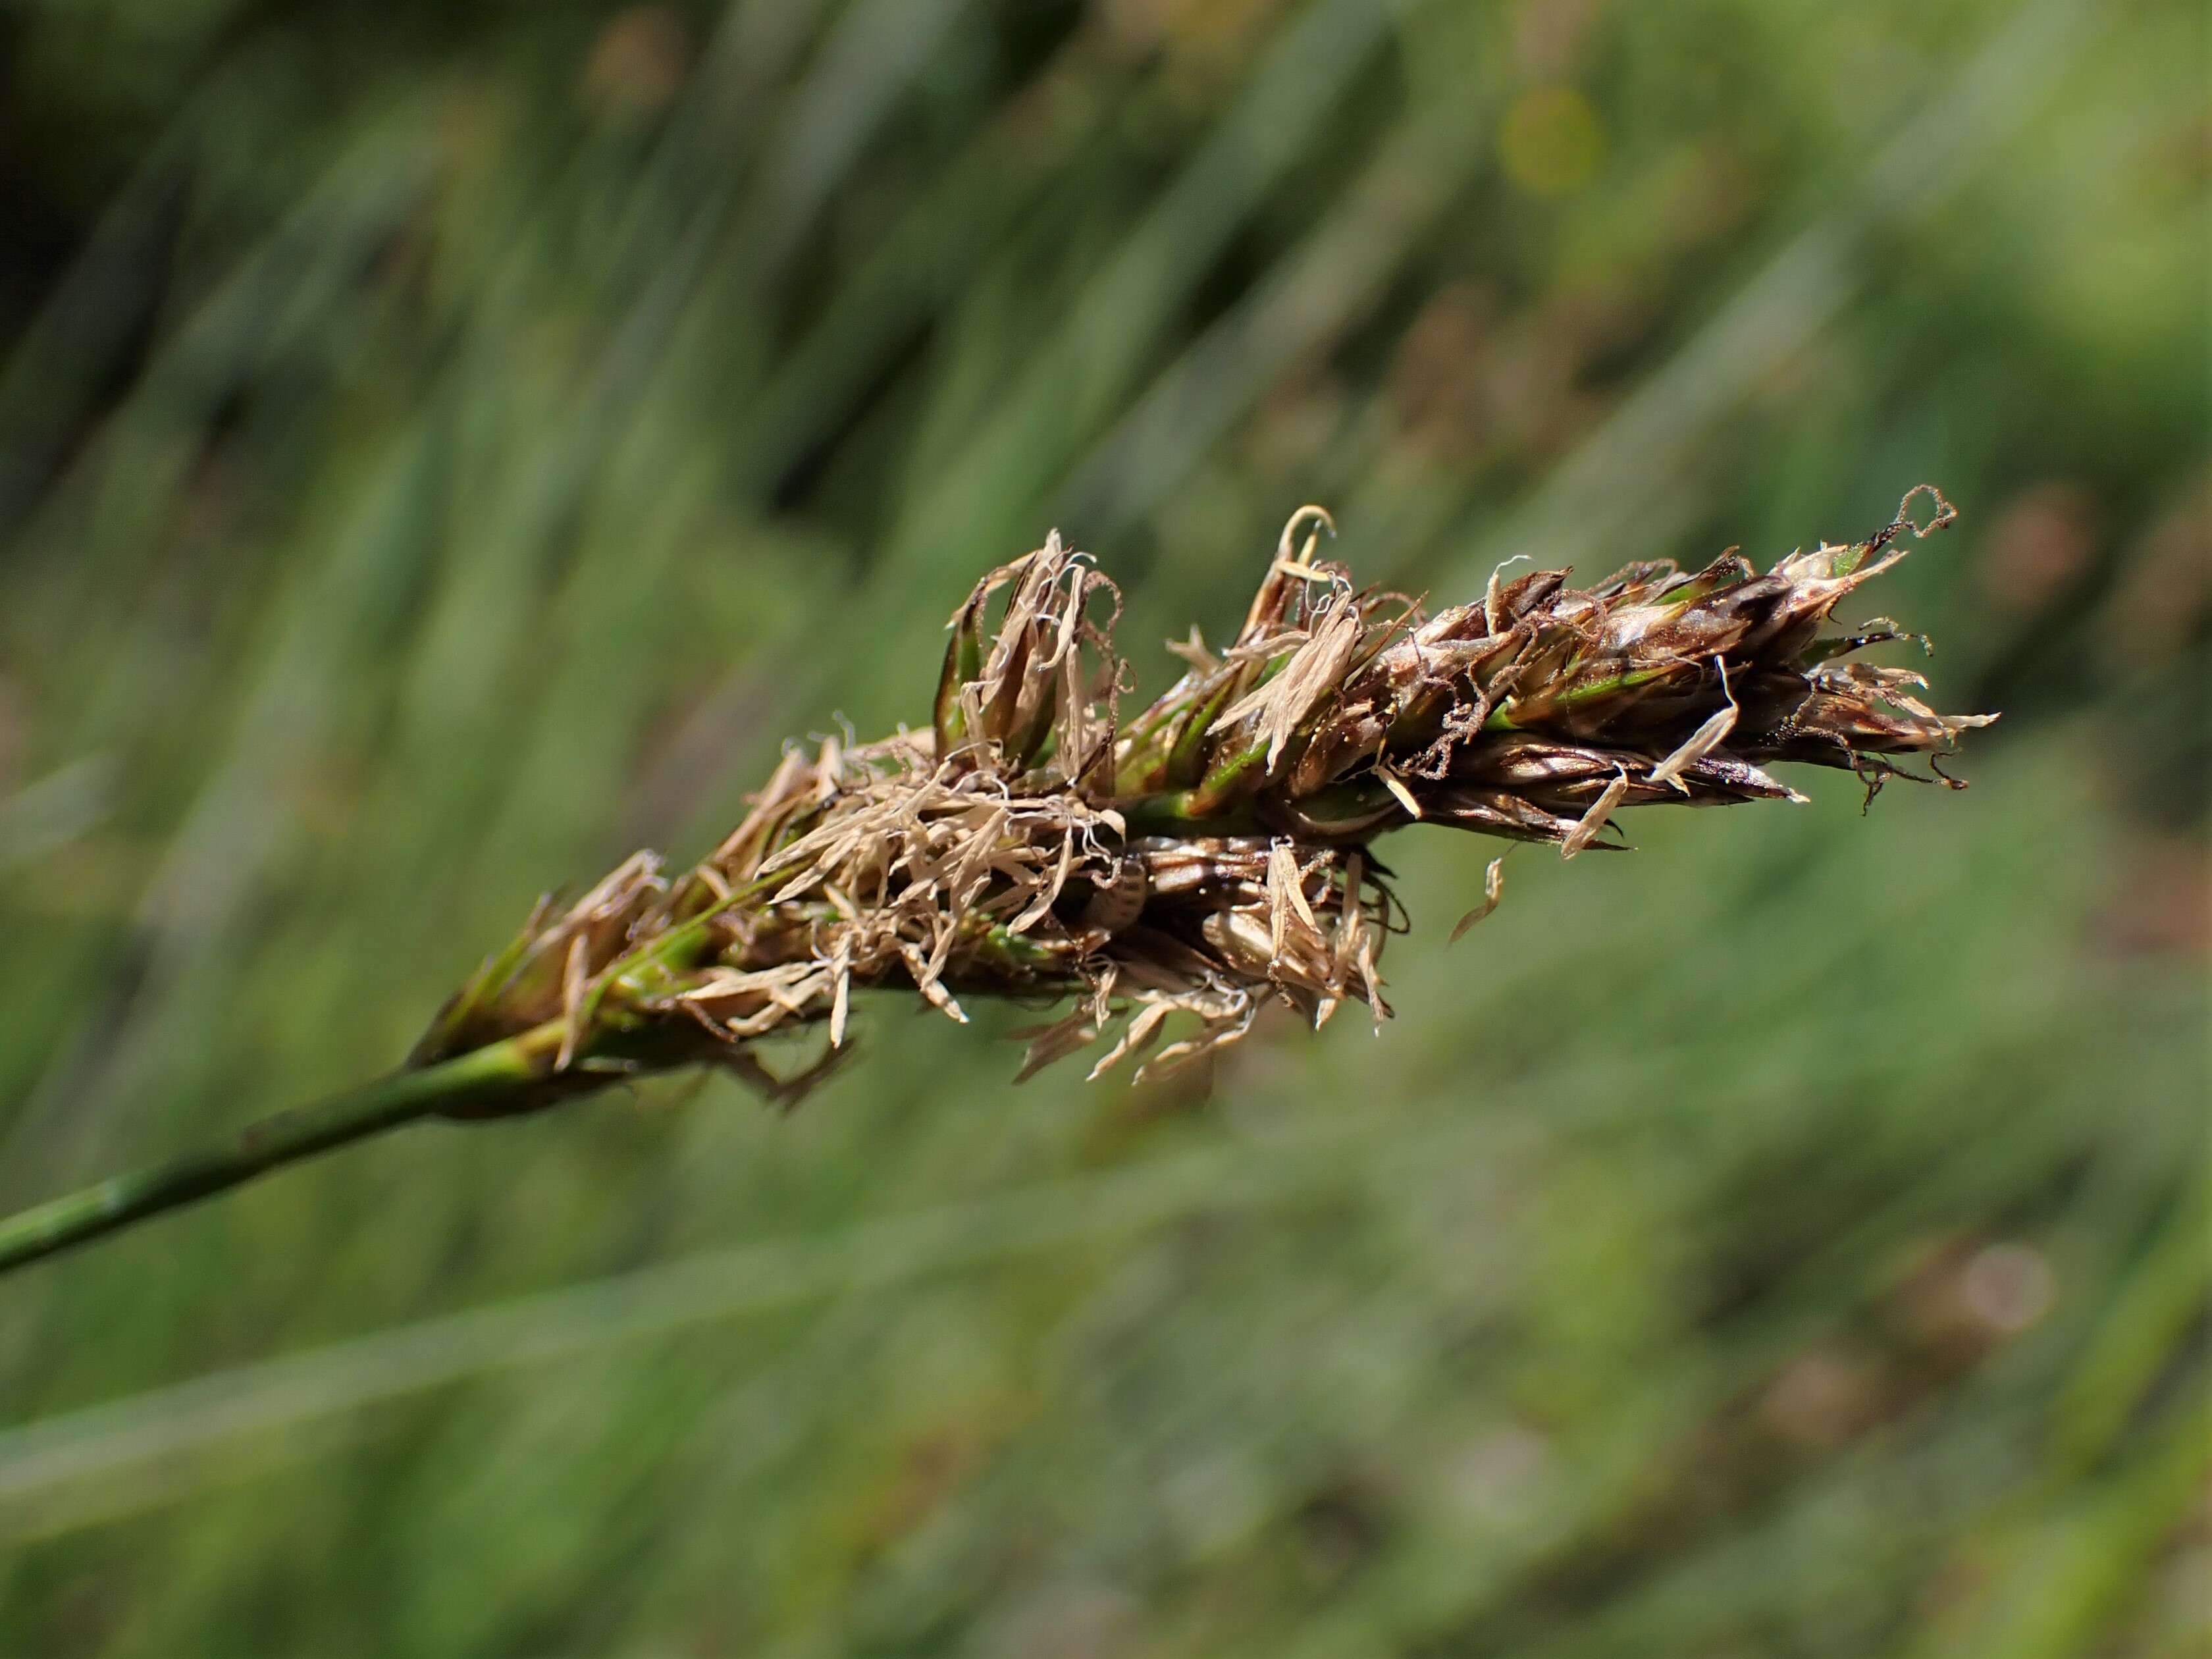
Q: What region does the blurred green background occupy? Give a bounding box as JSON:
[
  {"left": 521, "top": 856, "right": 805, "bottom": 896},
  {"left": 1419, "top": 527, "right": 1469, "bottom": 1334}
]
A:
[{"left": 0, "top": 0, "right": 2204, "bottom": 1653}]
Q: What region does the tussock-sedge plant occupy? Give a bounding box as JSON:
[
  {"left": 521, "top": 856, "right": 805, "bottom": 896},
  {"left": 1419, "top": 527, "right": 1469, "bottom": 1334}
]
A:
[{"left": 0, "top": 492, "right": 1994, "bottom": 1275}]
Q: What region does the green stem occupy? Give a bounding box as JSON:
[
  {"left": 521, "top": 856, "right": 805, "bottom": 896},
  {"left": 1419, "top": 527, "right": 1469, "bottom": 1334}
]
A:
[
  {"left": 0, "top": 1033, "right": 550, "bottom": 1280},
  {"left": 1115, "top": 790, "right": 1263, "bottom": 838}
]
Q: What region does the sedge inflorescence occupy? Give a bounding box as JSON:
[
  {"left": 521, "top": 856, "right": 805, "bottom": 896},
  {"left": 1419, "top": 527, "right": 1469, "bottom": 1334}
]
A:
[{"left": 411, "top": 492, "right": 1994, "bottom": 1102}]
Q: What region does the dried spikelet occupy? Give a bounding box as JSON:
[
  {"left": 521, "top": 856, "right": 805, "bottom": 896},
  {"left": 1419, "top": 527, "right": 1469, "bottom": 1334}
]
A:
[{"left": 415, "top": 492, "right": 1993, "bottom": 1105}]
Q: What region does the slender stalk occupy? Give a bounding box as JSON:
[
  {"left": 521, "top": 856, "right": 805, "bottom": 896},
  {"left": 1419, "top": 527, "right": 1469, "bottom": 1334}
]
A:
[{"left": 0, "top": 1035, "right": 548, "bottom": 1278}]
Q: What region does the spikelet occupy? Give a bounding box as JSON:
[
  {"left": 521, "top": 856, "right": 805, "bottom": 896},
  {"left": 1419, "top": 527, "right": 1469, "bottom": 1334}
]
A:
[{"left": 415, "top": 492, "right": 1993, "bottom": 1103}]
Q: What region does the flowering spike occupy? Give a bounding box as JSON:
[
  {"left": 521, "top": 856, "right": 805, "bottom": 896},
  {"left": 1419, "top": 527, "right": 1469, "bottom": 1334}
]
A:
[
  {"left": 409, "top": 497, "right": 1992, "bottom": 1095},
  {"left": 0, "top": 497, "right": 1999, "bottom": 1277}
]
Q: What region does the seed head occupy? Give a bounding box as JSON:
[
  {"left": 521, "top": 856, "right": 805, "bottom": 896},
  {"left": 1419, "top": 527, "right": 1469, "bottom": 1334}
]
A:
[{"left": 415, "top": 492, "right": 1994, "bottom": 1098}]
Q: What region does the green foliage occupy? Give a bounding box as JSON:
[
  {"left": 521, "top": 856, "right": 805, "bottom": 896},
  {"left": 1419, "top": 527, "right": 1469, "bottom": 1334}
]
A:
[{"left": 0, "top": 0, "right": 2202, "bottom": 1653}]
